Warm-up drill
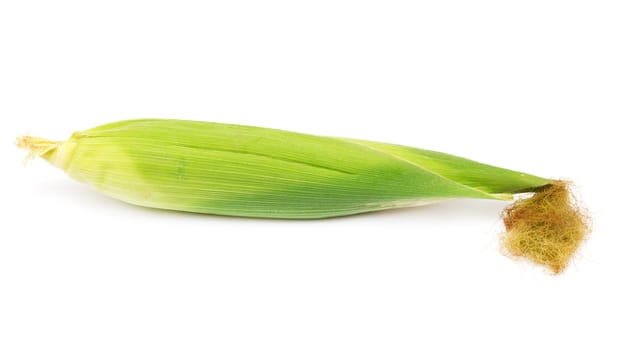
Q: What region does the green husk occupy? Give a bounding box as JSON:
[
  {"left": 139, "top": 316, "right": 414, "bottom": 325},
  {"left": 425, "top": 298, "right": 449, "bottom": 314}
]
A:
[{"left": 17, "top": 119, "right": 589, "bottom": 273}]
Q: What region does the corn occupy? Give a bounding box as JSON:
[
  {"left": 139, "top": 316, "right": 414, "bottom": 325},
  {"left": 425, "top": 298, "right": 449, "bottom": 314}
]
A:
[
  {"left": 17, "top": 119, "right": 589, "bottom": 273},
  {"left": 17, "top": 119, "right": 549, "bottom": 218}
]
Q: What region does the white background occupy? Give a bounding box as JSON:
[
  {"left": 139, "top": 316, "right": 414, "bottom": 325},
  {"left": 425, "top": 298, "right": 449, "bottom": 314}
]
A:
[{"left": 1, "top": 1, "right": 616, "bottom": 349}]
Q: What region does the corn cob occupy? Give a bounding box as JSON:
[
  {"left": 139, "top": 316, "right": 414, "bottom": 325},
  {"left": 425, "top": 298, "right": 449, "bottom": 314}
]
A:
[{"left": 17, "top": 119, "right": 589, "bottom": 273}]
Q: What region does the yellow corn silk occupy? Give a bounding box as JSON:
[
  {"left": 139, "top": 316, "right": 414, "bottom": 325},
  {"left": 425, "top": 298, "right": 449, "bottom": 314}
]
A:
[
  {"left": 501, "top": 181, "right": 590, "bottom": 274},
  {"left": 18, "top": 119, "right": 589, "bottom": 273},
  {"left": 18, "top": 119, "right": 550, "bottom": 218}
]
